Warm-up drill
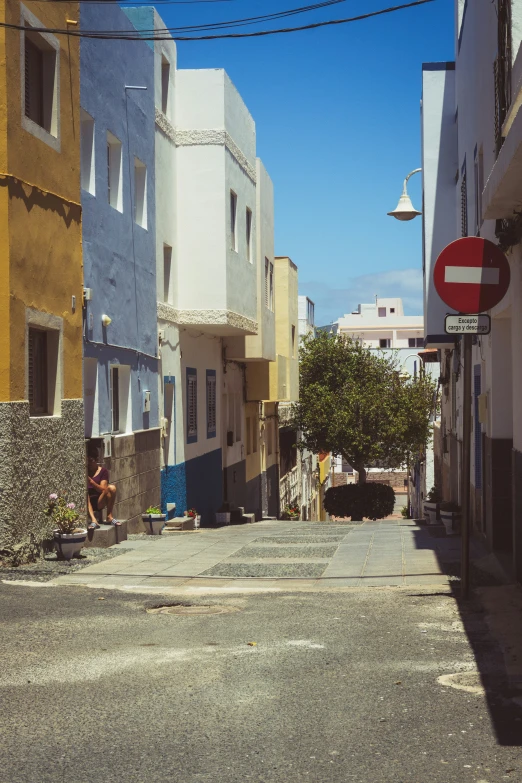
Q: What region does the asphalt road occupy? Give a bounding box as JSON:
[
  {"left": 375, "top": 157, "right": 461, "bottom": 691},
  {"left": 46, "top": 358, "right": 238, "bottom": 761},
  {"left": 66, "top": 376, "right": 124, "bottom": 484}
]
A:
[{"left": 1, "top": 581, "right": 522, "bottom": 783}]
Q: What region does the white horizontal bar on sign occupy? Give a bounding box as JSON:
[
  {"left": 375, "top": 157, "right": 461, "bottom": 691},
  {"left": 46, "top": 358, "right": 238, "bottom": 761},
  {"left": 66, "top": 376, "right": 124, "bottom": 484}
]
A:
[{"left": 444, "top": 266, "right": 499, "bottom": 285}]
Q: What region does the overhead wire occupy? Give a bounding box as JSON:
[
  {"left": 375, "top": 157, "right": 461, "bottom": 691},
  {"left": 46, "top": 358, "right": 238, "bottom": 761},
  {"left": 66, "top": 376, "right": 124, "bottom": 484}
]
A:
[{"left": 0, "top": 0, "right": 436, "bottom": 39}]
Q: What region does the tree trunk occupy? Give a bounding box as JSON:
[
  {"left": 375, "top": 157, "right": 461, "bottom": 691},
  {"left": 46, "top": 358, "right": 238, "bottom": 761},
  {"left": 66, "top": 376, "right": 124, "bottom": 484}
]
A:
[{"left": 356, "top": 464, "right": 367, "bottom": 484}]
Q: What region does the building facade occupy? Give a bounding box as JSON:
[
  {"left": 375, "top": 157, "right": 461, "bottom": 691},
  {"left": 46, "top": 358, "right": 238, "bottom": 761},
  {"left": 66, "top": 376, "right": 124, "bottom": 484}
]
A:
[
  {"left": 81, "top": 4, "right": 160, "bottom": 532},
  {"left": 422, "top": 0, "right": 522, "bottom": 575},
  {"left": 0, "top": 0, "right": 85, "bottom": 548}
]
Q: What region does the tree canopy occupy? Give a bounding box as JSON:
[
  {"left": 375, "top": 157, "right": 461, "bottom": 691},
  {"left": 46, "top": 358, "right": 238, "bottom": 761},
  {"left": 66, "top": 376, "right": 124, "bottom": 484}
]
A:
[{"left": 292, "top": 331, "right": 437, "bottom": 483}]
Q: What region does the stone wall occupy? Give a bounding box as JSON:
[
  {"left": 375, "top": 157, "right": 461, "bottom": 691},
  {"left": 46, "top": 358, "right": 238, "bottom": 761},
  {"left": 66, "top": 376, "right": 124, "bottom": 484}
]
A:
[
  {"left": 366, "top": 471, "right": 408, "bottom": 490},
  {"left": 98, "top": 428, "right": 161, "bottom": 533},
  {"left": 0, "top": 400, "right": 85, "bottom": 545}
]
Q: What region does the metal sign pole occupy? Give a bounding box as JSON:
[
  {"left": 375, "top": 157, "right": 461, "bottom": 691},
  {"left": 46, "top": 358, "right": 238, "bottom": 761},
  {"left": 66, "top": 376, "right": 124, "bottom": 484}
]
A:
[{"left": 461, "top": 333, "right": 472, "bottom": 598}]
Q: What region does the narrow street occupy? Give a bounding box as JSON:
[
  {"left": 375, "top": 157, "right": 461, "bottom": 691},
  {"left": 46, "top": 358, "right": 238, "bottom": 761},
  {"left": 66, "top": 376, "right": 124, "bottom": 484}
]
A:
[{"left": 2, "top": 521, "right": 522, "bottom": 783}]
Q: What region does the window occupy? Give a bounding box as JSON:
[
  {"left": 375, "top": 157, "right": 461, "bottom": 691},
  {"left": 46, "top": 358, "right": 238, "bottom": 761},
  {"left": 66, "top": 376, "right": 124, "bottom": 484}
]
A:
[
  {"left": 206, "top": 370, "right": 216, "bottom": 438},
  {"left": 269, "top": 261, "right": 274, "bottom": 311},
  {"left": 291, "top": 325, "right": 296, "bottom": 358},
  {"left": 246, "top": 416, "right": 252, "bottom": 455},
  {"left": 379, "top": 338, "right": 391, "bottom": 348},
  {"left": 186, "top": 368, "right": 197, "bottom": 443},
  {"left": 378, "top": 307, "right": 386, "bottom": 317},
  {"left": 111, "top": 365, "right": 131, "bottom": 434},
  {"left": 390, "top": 308, "right": 395, "bottom": 313},
  {"left": 265, "top": 258, "right": 269, "bottom": 307},
  {"left": 28, "top": 328, "right": 48, "bottom": 415},
  {"left": 246, "top": 208, "right": 253, "bottom": 262},
  {"left": 24, "top": 28, "right": 57, "bottom": 136},
  {"left": 161, "top": 55, "right": 170, "bottom": 116},
  {"left": 230, "top": 191, "right": 238, "bottom": 251},
  {"left": 28, "top": 326, "right": 60, "bottom": 417},
  {"left": 163, "top": 244, "right": 172, "bottom": 303},
  {"left": 134, "top": 158, "right": 147, "bottom": 229},
  {"left": 460, "top": 162, "right": 468, "bottom": 237},
  {"left": 409, "top": 337, "right": 424, "bottom": 347},
  {"left": 80, "top": 110, "right": 95, "bottom": 195},
  {"left": 307, "top": 300, "right": 315, "bottom": 326},
  {"left": 252, "top": 418, "right": 258, "bottom": 453},
  {"left": 474, "top": 147, "right": 484, "bottom": 234},
  {"left": 416, "top": 337, "right": 424, "bottom": 347},
  {"left": 267, "top": 419, "right": 273, "bottom": 456},
  {"left": 107, "top": 132, "right": 122, "bottom": 211}
]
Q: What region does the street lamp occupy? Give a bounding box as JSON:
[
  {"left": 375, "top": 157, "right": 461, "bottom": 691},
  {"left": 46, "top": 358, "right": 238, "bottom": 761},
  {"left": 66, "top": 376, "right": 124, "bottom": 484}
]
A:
[{"left": 387, "top": 168, "right": 422, "bottom": 221}]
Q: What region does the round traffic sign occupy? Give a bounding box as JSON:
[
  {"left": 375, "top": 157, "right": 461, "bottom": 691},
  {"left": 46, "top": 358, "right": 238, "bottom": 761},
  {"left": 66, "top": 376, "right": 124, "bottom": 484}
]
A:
[{"left": 433, "top": 237, "right": 510, "bottom": 313}]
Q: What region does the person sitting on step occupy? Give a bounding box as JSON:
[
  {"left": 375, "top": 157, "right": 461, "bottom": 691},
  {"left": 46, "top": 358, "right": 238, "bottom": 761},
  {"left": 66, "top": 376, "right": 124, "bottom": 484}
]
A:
[{"left": 87, "top": 445, "right": 121, "bottom": 529}]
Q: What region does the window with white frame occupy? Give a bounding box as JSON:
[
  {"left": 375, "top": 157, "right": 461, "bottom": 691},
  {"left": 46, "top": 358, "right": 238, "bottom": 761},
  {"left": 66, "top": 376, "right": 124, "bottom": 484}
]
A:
[
  {"left": 161, "top": 55, "right": 170, "bottom": 116},
  {"left": 107, "top": 131, "right": 122, "bottom": 211},
  {"left": 23, "top": 26, "right": 58, "bottom": 138},
  {"left": 163, "top": 244, "right": 172, "bottom": 303},
  {"left": 134, "top": 158, "right": 147, "bottom": 229},
  {"left": 379, "top": 338, "right": 391, "bottom": 348},
  {"left": 230, "top": 191, "right": 238, "bottom": 251},
  {"left": 246, "top": 208, "right": 253, "bottom": 262},
  {"left": 111, "top": 365, "right": 131, "bottom": 434},
  {"left": 186, "top": 368, "right": 197, "bottom": 443},
  {"left": 28, "top": 327, "right": 59, "bottom": 416},
  {"left": 206, "top": 370, "right": 216, "bottom": 438},
  {"left": 80, "top": 109, "right": 95, "bottom": 195}
]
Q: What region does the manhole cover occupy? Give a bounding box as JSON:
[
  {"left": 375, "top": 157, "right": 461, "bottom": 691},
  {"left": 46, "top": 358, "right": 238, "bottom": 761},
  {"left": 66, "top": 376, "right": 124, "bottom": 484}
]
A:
[{"left": 146, "top": 603, "right": 240, "bottom": 616}]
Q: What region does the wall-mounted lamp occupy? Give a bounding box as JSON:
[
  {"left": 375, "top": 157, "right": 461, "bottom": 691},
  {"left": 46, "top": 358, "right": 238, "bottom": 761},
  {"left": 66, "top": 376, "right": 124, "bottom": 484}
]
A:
[{"left": 101, "top": 314, "right": 112, "bottom": 327}]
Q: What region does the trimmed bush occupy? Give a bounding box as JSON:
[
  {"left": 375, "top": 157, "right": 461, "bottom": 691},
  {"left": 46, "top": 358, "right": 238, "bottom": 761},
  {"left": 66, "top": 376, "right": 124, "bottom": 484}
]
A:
[{"left": 324, "top": 483, "right": 395, "bottom": 521}]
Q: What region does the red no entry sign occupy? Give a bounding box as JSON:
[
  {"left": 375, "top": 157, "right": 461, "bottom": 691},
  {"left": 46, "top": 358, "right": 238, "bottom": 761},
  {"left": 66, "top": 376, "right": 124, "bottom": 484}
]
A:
[{"left": 433, "top": 237, "right": 510, "bottom": 313}]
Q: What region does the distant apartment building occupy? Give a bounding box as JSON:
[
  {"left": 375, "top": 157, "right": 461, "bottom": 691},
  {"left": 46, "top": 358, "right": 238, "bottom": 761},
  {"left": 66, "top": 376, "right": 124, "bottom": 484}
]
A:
[{"left": 298, "top": 295, "right": 315, "bottom": 343}]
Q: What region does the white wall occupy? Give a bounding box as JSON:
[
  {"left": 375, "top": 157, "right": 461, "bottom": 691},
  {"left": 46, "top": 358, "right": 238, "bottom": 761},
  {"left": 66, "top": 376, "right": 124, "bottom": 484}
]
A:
[{"left": 421, "top": 64, "right": 458, "bottom": 347}]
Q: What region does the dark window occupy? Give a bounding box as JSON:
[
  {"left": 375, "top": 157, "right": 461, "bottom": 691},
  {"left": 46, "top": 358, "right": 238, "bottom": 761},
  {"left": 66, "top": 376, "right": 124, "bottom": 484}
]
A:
[
  {"left": 206, "top": 370, "right": 216, "bottom": 438},
  {"left": 230, "top": 191, "right": 237, "bottom": 251},
  {"left": 379, "top": 338, "right": 391, "bottom": 348},
  {"left": 378, "top": 307, "right": 386, "bottom": 317},
  {"left": 28, "top": 328, "right": 48, "bottom": 416},
  {"left": 461, "top": 165, "right": 468, "bottom": 237},
  {"left": 111, "top": 366, "right": 120, "bottom": 433},
  {"left": 24, "top": 36, "right": 43, "bottom": 127},
  {"left": 416, "top": 337, "right": 424, "bottom": 347},
  {"left": 187, "top": 368, "right": 197, "bottom": 443},
  {"left": 161, "top": 56, "right": 170, "bottom": 115},
  {"left": 279, "top": 428, "right": 297, "bottom": 477},
  {"left": 246, "top": 208, "right": 252, "bottom": 262},
  {"left": 408, "top": 338, "right": 416, "bottom": 348},
  {"left": 390, "top": 308, "right": 395, "bottom": 313}
]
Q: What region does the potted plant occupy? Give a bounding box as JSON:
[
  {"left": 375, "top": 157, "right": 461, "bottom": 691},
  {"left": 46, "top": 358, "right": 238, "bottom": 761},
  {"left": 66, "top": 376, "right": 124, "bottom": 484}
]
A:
[
  {"left": 439, "top": 501, "right": 461, "bottom": 536},
  {"left": 142, "top": 506, "right": 166, "bottom": 535},
  {"left": 185, "top": 508, "right": 201, "bottom": 529},
  {"left": 282, "top": 504, "right": 300, "bottom": 521},
  {"left": 46, "top": 493, "right": 87, "bottom": 560},
  {"left": 423, "top": 486, "right": 442, "bottom": 525}
]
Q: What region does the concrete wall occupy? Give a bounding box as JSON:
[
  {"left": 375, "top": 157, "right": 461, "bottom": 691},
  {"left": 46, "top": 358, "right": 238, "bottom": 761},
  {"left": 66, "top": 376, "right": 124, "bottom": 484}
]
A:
[{"left": 270, "top": 257, "right": 299, "bottom": 402}]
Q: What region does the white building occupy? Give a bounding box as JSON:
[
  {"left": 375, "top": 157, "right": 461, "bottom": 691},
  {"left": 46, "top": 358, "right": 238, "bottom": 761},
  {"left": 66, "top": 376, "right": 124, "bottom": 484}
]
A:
[
  {"left": 324, "top": 297, "right": 425, "bottom": 377},
  {"left": 298, "top": 295, "right": 315, "bottom": 343},
  {"left": 422, "top": 0, "right": 522, "bottom": 574}
]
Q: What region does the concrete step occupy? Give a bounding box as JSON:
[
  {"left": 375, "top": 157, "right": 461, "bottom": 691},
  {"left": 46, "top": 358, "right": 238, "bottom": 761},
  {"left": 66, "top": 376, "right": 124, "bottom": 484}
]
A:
[
  {"left": 241, "top": 513, "right": 256, "bottom": 524},
  {"left": 165, "top": 516, "right": 198, "bottom": 531},
  {"left": 85, "top": 521, "right": 128, "bottom": 548}
]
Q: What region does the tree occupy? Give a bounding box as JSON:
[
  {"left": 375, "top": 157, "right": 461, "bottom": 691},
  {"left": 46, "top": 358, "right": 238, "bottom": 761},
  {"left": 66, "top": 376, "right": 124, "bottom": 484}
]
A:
[{"left": 292, "top": 331, "right": 436, "bottom": 483}]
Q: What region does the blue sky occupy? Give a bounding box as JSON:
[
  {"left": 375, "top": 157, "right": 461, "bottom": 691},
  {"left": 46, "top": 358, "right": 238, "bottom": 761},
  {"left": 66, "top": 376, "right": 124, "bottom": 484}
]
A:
[{"left": 152, "top": 0, "right": 454, "bottom": 324}]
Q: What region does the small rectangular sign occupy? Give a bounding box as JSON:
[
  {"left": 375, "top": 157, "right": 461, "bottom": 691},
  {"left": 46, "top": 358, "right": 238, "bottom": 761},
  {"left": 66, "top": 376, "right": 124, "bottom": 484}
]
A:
[{"left": 444, "top": 314, "right": 491, "bottom": 335}]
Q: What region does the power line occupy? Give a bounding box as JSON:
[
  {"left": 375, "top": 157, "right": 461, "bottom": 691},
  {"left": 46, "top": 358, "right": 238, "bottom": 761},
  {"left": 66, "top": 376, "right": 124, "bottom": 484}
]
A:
[{"left": 2, "top": 0, "right": 435, "bottom": 39}]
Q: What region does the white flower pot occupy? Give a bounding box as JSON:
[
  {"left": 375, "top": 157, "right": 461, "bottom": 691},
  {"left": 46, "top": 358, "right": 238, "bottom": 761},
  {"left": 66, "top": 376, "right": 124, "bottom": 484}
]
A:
[
  {"left": 440, "top": 511, "right": 461, "bottom": 536},
  {"left": 54, "top": 529, "right": 87, "bottom": 560},
  {"left": 142, "top": 514, "right": 166, "bottom": 535},
  {"left": 423, "top": 501, "right": 439, "bottom": 525}
]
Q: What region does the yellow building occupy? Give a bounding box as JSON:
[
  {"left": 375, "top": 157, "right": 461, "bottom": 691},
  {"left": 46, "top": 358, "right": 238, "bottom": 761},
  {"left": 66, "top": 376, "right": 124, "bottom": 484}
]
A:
[{"left": 0, "top": 1, "right": 85, "bottom": 547}]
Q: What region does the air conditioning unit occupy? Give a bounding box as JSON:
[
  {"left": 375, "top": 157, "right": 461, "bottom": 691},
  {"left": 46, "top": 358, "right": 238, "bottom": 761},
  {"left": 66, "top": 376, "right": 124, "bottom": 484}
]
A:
[{"left": 102, "top": 434, "right": 112, "bottom": 458}]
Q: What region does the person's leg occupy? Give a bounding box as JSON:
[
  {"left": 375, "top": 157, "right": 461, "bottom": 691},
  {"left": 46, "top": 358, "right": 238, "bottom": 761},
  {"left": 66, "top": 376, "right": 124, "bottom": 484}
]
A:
[
  {"left": 87, "top": 494, "right": 100, "bottom": 529},
  {"left": 106, "top": 484, "right": 118, "bottom": 523}
]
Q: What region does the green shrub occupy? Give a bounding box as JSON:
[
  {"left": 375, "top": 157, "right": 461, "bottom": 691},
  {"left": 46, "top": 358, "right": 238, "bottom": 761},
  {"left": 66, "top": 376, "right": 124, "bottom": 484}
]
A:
[{"left": 324, "top": 483, "right": 395, "bottom": 521}]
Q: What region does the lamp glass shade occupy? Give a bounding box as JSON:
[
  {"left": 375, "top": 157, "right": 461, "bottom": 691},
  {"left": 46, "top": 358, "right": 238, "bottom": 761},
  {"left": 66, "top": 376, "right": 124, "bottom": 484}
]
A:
[{"left": 387, "top": 194, "right": 422, "bottom": 221}]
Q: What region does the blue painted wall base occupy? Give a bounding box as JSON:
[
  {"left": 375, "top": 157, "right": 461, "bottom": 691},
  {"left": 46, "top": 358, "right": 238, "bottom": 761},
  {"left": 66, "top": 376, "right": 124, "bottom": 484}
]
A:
[{"left": 162, "top": 448, "right": 223, "bottom": 526}]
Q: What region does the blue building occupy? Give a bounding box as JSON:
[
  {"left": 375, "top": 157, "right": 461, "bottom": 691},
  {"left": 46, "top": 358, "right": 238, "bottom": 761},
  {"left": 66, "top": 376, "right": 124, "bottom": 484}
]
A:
[{"left": 81, "top": 4, "right": 160, "bottom": 531}]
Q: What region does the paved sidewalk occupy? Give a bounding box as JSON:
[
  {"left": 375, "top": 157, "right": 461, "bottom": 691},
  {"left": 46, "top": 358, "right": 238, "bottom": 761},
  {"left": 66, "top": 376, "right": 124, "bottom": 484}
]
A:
[{"left": 52, "top": 519, "right": 478, "bottom": 593}]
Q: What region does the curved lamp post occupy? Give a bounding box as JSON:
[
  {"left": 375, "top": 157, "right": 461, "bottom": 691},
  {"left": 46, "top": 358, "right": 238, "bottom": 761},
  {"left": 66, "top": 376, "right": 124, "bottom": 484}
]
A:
[{"left": 387, "top": 168, "right": 422, "bottom": 221}]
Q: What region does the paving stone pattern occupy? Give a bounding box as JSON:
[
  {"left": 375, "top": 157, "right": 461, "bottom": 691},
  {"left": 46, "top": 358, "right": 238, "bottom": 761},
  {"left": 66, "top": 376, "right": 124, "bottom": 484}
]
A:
[{"left": 50, "top": 519, "right": 484, "bottom": 590}]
